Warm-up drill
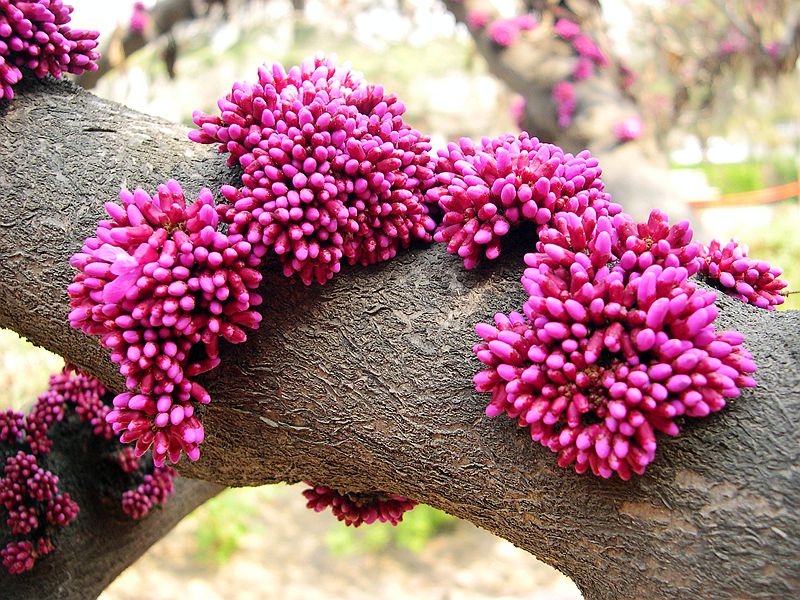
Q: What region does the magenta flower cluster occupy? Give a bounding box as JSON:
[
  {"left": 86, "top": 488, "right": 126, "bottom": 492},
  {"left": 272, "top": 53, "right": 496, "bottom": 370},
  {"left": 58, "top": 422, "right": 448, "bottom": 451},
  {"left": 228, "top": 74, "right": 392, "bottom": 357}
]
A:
[
  {"left": 426, "top": 132, "right": 621, "bottom": 268},
  {"left": 68, "top": 181, "right": 263, "bottom": 465},
  {"left": 700, "top": 239, "right": 787, "bottom": 309},
  {"left": 121, "top": 464, "right": 176, "bottom": 520},
  {"left": 50, "top": 367, "right": 113, "bottom": 440},
  {"left": 471, "top": 205, "right": 758, "bottom": 478},
  {"left": 486, "top": 14, "right": 538, "bottom": 47},
  {"left": 0, "top": 0, "right": 99, "bottom": 100},
  {"left": 0, "top": 452, "right": 78, "bottom": 573},
  {"left": 0, "top": 410, "right": 24, "bottom": 445},
  {"left": 129, "top": 1, "right": 149, "bottom": 34},
  {"left": 1, "top": 367, "right": 180, "bottom": 573},
  {"left": 549, "top": 17, "right": 624, "bottom": 130},
  {"left": 552, "top": 80, "right": 576, "bottom": 129},
  {"left": 1, "top": 537, "right": 54, "bottom": 575},
  {"left": 553, "top": 18, "right": 607, "bottom": 68},
  {"left": 189, "top": 55, "right": 437, "bottom": 285},
  {"left": 466, "top": 9, "right": 489, "bottom": 30},
  {"left": 302, "top": 482, "right": 417, "bottom": 527},
  {"left": 613, "top": 116, "right": 644, "bottom": 142}
]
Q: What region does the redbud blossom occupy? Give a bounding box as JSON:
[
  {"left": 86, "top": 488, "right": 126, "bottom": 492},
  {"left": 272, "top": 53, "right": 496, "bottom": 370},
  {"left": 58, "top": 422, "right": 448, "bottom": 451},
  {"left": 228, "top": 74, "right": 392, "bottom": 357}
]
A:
[{"left": 302, "top": 482, "right": 417, "bottom": 527}]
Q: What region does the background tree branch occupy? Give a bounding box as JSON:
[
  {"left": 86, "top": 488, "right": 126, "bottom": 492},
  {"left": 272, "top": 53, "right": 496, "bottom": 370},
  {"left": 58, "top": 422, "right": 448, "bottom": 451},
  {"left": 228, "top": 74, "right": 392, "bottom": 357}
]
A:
[
  {"left": 442, "top": 0, "right": 687, "bottom": 221},
  {"left": 0, "top": 77, "right": 798, "bottom": 600},
  {"left": 75, "top": 0, "right": 200, "bottom": 90},
  {"left": 0, "top": 413, "right": 222, "bottom": 599}
]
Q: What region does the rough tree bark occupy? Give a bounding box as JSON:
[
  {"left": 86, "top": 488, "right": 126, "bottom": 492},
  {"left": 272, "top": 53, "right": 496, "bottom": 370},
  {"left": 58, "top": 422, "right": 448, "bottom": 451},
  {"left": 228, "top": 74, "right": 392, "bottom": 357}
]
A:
[
  {"left": 444, "top": 0, "right": 688, "bottom": 221},
  {"left": 0, "top": 77, "right": 798, "bottom": 600}
]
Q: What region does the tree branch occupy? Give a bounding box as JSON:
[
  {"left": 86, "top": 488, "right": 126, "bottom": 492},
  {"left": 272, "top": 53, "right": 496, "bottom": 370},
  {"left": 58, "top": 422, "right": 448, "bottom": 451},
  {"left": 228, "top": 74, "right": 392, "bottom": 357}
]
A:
[
  {"left": 0, "top": 77, "right": 798, "bottom": 600},
  {"left": 75, "top": 0, "right": 199, "bottom": 90},
  {"left": 0, "top": 415, "right": 222, "bottom": 599},
  {"left": 442, "top": 0, "right": 686, "bottom": 220}
]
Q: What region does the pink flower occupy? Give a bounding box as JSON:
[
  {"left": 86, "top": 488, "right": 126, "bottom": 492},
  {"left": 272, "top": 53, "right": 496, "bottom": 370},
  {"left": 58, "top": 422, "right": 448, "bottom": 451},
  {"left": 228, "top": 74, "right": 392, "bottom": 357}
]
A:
[
  {"left": 488, "top": 19, "right": 519, "bottom": 47},
  {"left": 107, "top": 391, "right": 204, "bottom": 466},
  {"left": 474, "top": 212, "right": 757, "bottom": 479},
  {"left": 466, "top": 9, "right": 489, "bottom": 30},
  {"left": 552, "top": 80, "right": 576, "bottom": 128},
  {"left": 69, "top": 181, "right": 264, "bottom": 464},
  {"left": 554, "top": 18, "right": 580, "bottom": 40},
  {"left": 129, "top": 1, "right": 150, "bottom": 34},
  {"left": 427, "top": 132, "right": 620, "bottom": 268},
  {"left": 700, "top": 239, "right": 787, "bottom": 309},
  {"left": 613, "top": 116, "right": 644, "bottom": 142},
  {"left": 513, "top": 14, "right": 537, "bottom": 32},
  {"left": 69, "top": 181, "right": 262, "bottom": 398},
  {"left": 1, "top": 453, "right": 78, "bottom": 573},
  {"left": 191, "top": 55, "right": 436, "bottom": 285},
  {"left": 302, "top": 482, "right": 417, "bottom": 527},
  {"left": 572, "top": 35, "right": 608, "bottom": 67},
  {"left": 0, "top": 0, "right": 100, "bottom": 100},
  {"left": 121, "top": 465, "right": 176, "bottom": 519},
  {"left": 572, "top": 56, "right": 594, "bottom": 81}
]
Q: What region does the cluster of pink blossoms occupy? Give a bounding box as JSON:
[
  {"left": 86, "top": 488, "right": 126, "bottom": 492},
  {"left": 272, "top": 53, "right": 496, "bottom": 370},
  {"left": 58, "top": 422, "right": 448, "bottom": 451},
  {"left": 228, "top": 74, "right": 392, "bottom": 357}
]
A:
[
  {"left": 550, "top": 18, "right": 618, "bottom": 129},
  {"left": 471, "top": 204, "right": 760, "bottom": 478},
  {"left": 613, "top": 116, "right": 644, "bottom": 142},
  {"left": 485, "top": 14, "right": 538, "bottom": 47},
  {"left": 0, "top": 432, "right": 78, "bottom": 574},
  {"left": 49, "top": 366, "right": 113, "bottom": 439},
  {"left": 466, "top": 9, "right": 489, "bottom": 30},
  {"left": 1, "top": 382, "right": 73, "bottom": 575},
  {"left": 426, "top": 132, "right": 621, "bottom": 268},
  {"left": 129, "top": 1, "right": 149, "bottom": 35},
  {"left": 302, "top": 482, "right": 417, "bottom": 527},
  {"left": 189, "top": 55, "right": 437, "bottom": 285},
  {"left": 0, "top": 0, "right": 99, "bottom": 100},
  {"left": 552, "top": 81, "right": 576, "bottom": 129},
  {"left": 700, "top": 239, "right": 787, "bottom": 309},
  {"left": 121, "top": 464, "right": 176, "bottom": 520},
  {"left": 0, "top": 367, "right": 178, "bottom": 573},
  {"left": 68, "top": 181, "right": 263, "bottom": 465},
  {"left": 553, "top": 18, "right": 607, "bottom": 68}
]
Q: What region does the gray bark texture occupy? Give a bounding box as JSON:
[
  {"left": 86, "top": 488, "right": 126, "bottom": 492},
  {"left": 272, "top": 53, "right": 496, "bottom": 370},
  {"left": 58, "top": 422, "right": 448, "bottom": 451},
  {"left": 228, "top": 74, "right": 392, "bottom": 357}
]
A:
[{"left": 0, "top": 76, "right": 798, "bottom": 600}]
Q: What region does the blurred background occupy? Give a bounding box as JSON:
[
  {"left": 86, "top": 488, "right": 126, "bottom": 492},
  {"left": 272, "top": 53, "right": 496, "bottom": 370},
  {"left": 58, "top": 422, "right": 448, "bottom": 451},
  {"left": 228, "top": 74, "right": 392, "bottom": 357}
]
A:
[{"left": 2, "top": 0, "right": 799, "bottom": 597}]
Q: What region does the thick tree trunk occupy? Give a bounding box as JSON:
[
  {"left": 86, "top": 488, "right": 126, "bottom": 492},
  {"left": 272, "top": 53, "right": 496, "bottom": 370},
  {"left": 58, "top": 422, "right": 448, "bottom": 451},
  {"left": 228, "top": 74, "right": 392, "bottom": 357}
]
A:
[{"left": 0, "top": 77, "right": 798, "bottom": 600}]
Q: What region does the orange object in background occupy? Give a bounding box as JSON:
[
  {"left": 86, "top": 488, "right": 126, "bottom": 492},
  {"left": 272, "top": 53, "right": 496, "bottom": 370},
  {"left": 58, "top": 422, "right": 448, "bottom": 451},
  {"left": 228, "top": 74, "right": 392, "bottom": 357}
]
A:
[{"left": 687, "top": 181, "right": 799, "bottom": 208}]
